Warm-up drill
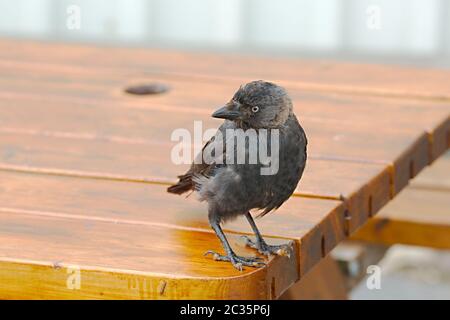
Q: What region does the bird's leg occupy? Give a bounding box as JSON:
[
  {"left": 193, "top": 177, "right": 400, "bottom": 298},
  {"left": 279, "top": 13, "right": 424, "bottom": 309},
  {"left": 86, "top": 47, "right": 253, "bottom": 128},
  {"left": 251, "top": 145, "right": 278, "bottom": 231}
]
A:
[
  {"left": 205, "top": 218, "right": 265, "bottom": 271},
  {"left": 242, "top": 212, "right": 292, "bottom": 257}
]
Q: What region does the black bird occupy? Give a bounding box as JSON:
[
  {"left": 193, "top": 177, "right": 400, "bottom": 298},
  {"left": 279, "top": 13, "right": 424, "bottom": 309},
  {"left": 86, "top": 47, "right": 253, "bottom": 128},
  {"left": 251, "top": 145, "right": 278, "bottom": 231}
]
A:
[{"left": 168, "top": 80, "right": 307, "bottom": 270}]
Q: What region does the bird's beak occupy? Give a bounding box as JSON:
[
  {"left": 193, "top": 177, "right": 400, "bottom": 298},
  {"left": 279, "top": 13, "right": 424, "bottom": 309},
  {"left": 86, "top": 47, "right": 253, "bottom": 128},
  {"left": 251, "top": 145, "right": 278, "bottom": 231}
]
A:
[{"left": 212, "top": 103, "right": 241, "bottom": 120}]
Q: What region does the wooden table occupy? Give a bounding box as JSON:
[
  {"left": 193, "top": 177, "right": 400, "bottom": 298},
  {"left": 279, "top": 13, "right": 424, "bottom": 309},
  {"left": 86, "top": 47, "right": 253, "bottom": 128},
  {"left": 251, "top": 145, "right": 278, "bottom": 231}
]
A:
[
  {"left": 0, "top": 39, "right": 448, "bottom": 299},
  {"left": 353, "top": 151, "right": 450, "bottom": 249}
]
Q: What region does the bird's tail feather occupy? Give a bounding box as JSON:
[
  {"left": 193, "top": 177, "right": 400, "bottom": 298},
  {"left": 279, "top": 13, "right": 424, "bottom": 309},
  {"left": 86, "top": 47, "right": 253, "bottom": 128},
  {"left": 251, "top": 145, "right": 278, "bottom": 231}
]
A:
[{"left": 167, "top": 174, "right": 193, "bottom": 195}]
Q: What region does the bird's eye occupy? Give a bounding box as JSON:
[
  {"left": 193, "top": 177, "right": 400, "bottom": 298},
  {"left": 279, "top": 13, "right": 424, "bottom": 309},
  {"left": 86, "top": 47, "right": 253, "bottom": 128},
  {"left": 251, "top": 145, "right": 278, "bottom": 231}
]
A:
[{"left": 251, "top": 106, "right": 259, "bottom": 113}]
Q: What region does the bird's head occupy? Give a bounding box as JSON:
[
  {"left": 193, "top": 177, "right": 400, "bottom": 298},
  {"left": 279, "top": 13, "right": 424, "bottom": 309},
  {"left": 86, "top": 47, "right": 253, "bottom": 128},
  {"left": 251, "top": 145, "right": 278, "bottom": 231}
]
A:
[{"left": 212, "top": 80, "right": 293, "bottom": 129}]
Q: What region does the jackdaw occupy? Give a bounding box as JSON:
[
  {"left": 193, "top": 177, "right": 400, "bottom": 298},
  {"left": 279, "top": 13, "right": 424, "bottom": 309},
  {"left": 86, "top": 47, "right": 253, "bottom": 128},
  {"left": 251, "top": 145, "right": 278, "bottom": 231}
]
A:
[{"left": 168, "top": 80, "right": 307, "bottom": 270}]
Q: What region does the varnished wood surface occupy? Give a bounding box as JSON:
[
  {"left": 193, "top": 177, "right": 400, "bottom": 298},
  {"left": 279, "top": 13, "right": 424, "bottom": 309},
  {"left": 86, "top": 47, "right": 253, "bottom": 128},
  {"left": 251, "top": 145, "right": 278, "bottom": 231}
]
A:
[
  {"left": 0, "top": 58, "right": 448, "bottom": 192},
  {"left": 0, "top": 39, "right": 449, "bottom": 299},
  {"left": 2, "top": 38, "right": 450, "bottom": 101},
  {"left": 353, "top": 153, "right": 450, "bottom": 249},
  {"left": 279, "top": 255, "right": 348, "bottom": 300},
  {"left": 408, "top": 153, "right": 450, "bottom": 191},
  {"left": 352, "top": 188, "right": 450, "bottom": 249},
  {"left": 0, "top": 212, "right": 297, "bottom": 299}
]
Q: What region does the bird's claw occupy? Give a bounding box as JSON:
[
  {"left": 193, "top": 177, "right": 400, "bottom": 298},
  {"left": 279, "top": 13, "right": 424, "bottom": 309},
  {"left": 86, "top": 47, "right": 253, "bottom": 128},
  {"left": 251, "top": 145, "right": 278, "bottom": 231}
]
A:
[
  {"left": 241, "top": 235, "right": 292, "bottom": 258},
  {"left": 204, "top": 250, "right": 266, "bottom": 271}
]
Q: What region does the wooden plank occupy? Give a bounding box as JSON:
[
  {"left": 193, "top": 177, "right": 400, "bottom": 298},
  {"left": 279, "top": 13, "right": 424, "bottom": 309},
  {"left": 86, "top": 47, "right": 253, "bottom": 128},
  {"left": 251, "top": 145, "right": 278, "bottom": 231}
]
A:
[
  {"left": 0, "top": 39, "right": 448, "bottom": 298},
  {"left": 279, "top": 255, "right": 348, "bottom": 300},
  {"left": 0, "top": 129, "right": 390, "bottom": 231},
  {"left": 4, "top": 61, "right": 424, "bottom": 235},
  {"left": 410, "top": 153, "right": 450, "bottom": 190},
  {"left": 2, "top": 39, "right": 450, "bottom": 101},
  {"left": 0, "top": 170, "right": 345, "bottom": 277},
  {"left": 352, "top": 188, "right": 450, "bottom": 249},
  {"left": 353, "top": 154, "right": 450, "bottom": 248},
  {"left": 0, "top": 62, "right": 448, "bottom": 142},
  {"left": 0, "top": 132, "right": 388, "bottom": 204},
  {"left": 2, "top": 72, "right": 447, "bottom": 228},
  {"left": 1, "top": 51, "right": 448, "bottom": 198},
  {"left": 0, "top": 212, "right": 296, "bottom": 299},
  {"left": 0, "top": 43, "right": 448, "bottom": 166},
  {"left": 0, "top": 61, "right": 447, "bottom": 186},
  {"left": 1, "top": 89, "right": 444, "bottom": 166},
  {"left": 1, "top": 87, "right": 447, "bottom": 190}
]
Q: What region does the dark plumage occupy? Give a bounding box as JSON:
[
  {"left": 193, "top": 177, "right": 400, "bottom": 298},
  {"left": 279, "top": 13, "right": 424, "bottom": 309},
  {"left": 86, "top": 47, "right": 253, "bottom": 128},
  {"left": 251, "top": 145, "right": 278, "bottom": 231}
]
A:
[{"left": 168, "top": 80, "right": 307, "bottom": 270}]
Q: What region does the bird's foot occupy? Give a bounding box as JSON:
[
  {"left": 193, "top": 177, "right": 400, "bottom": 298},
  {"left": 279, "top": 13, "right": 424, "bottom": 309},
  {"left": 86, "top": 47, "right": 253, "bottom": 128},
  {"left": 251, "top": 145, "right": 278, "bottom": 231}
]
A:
[
  {"left": 204, "top": 250, "right": 266, "bottom": 271},
  {"left": 241, "top": 236, "right": 292, "bottom": 258}
]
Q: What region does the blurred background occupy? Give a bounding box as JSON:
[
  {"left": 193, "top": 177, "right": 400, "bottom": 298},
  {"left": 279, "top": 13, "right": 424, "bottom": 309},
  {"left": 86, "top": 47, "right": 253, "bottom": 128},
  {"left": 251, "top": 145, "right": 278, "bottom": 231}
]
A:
[
  {"left": 1, "top": 0, "right": 449, "bottom": 299},
  {"left": 0, "top": 0, "right": 450, "bottom": 68}
]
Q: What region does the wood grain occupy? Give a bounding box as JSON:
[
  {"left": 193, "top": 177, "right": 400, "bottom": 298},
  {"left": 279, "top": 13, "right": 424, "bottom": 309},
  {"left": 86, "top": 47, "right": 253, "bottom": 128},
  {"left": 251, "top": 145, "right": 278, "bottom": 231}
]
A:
[
  {"left": 352, "top": 188, "right": 450, "bottom": 249},
  {"left": 0, "top": 130, "right": 390, "bottom": 233},
  {"left": 0, "top": 61, "right": 447, "bottom": 192},
  {"left": 0, "top": 172, "right": 345, "bottom": 298},
  {"left": 0, "top": 212, "right": 297, "bottom": 299},
  {"left": 0, "top": 39, "right": 449, "bottom": 299},
  {"left": 0, "top": 170, "right": 345, "bottom": 278},
  {"left": 279, "top": 255, "right": 347, "bottom": 300},
  {"left": 1, "top": 83, "right": 447, "bottom": 200},
  {"left": 410, "top": 152, "right": 450, "bottom": 191},
  {"left": 2, "top": 39, "right": 450, "bottom": 101},
  {"left": 352, "top": 153, "right": 450, "bottom": 248},
  {"left": 0, "top": 63, "right": 448, "bottom": 160}
]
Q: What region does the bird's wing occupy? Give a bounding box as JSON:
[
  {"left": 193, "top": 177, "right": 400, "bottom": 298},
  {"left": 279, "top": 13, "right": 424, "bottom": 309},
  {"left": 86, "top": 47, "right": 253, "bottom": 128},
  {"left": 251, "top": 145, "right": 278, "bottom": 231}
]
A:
[
  {"left": 167, "top": 122, "right": 230, "bottom": 194},
  {"left": 258, "top": 118, "right": 308, "bottom": 217}
]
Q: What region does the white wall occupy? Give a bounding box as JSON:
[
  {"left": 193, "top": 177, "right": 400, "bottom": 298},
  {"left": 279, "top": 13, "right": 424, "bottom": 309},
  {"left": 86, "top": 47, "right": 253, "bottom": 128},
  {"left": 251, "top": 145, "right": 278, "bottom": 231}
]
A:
[
  {"left": 246, "top": 0, "right": 342, "bottom": 50},
  {"left": 0, "top": 0, "right": 449, "bottom": 62},
  {"left": 0, "top": 0, "right": 53, "bottom": 35},
  {"left": 344, "top": 0, "right": 442, "bottom": 55}
]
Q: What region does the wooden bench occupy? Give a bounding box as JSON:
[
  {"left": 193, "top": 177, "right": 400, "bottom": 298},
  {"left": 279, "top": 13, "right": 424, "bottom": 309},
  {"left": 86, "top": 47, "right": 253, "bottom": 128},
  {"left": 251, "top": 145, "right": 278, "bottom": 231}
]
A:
[
  {"left": 0, "top": 39, "right": 448, "bottom": 299},
  {"left": 353, "top": 152, "right": 450, "bottom": 249},
  {"left": 282, "top": 152, "right": 450, "bottom": 299}
]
